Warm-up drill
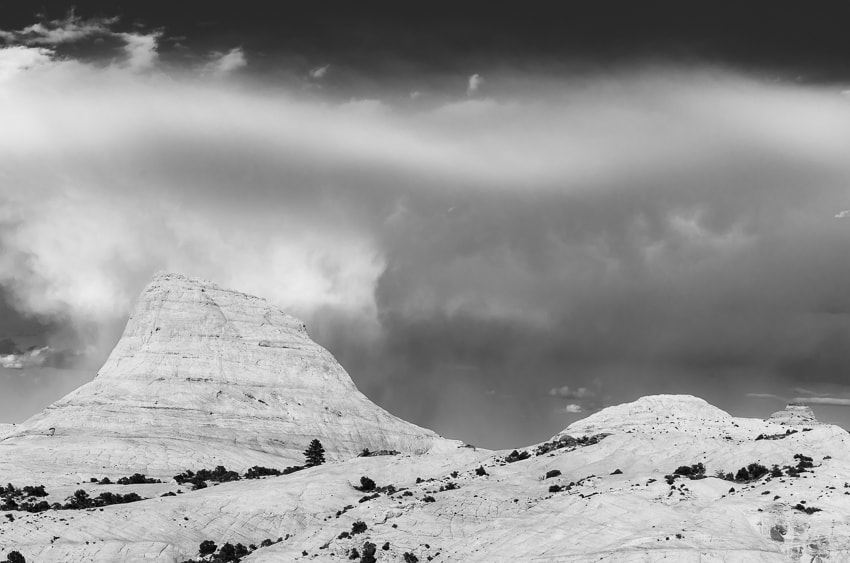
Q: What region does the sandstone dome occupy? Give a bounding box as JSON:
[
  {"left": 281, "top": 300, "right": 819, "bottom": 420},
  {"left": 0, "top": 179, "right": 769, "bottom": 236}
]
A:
[{"left": 0, "top": 272, "right": 455, "bottom": 482}]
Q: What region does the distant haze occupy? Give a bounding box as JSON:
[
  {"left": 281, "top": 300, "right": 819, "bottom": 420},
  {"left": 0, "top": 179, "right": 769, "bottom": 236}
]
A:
[{"left": 1, "top": 4, "right": 849, "bottom": 448}]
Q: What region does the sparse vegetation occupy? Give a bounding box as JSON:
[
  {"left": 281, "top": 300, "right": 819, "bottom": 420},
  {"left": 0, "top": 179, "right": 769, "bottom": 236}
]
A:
[
  {"left": 350, "top": 521, "right": 368, "bottom": 535},
  {"left": 544, "top": 469, "right": 561, "bottom": 479},
  {"left": 534, "top": 433, "right": 610, "bottom": 456},
  {"left": 117, "top": 473, "right": 162, "bottom": 485},
  {"left": 475, "top": 466, "right": 488, "bottom": 476},
  {"left": 505, "top": 450, "right": 531, "bottom": 463},
  {"left": 5, "top": 551, "right": 25, "bottom": 563},
  {"left": 180, "top": 537, "right": 282, "bottom": 563}
]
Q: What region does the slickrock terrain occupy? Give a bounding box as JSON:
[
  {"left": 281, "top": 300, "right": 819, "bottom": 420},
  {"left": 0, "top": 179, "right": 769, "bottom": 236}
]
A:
[
  {"left": 1, "top": 275, "right": 849, "bottom": 562},
  {"left": 0, "top": 273, "right": 454, "bottom": 484}
]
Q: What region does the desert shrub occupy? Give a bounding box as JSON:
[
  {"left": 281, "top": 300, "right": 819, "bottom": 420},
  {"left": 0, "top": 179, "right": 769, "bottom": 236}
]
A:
[
  {"left": 218, "top": 543, "right": 236, "bottom": 561},
  {"left": 544, "top": 470, "right": 561, "bottom": 479},
  {"left": 361, "top": 542, "right": 377, "bottom": 563},
  {"left": 475, "top": 466, "right": 488, "bottom": 476},
  {"left": 304, "top": 439, "right": 326, "bottom": 467},
  {"left": 505, "top": 450, "right": 531, "bottom": 463},
  {"left": 770, "top": 465, "right": 783, "bottom": 478},
  {"left": 351, "top": 521, "right": 367, "bottom": 535},
  {"left": 794, "top": 503, "right": 822, "bottom": 514},
  {"left": 199, "top": 540, "right": 217, "bottom": 556},
  {"left": 260, "top": 539, "right": 274, "bottom": 548},
  {"left": 423, "top": 495, "right": 436, "bottom": 503},
  {"left": 6, "top": 551, "right": 25, "bottom": 563},
  {"left": 359, "top": 448, "right": 371, "bottom": 457},
  {"left": 358, "top": 493, "right": 379, "bottom": 503},
  {"left": 21, "top": 485, "right": 47, "bottom": 497},
  {"left": 357, "top": 476, "right": 376, "bottom": 492},
  {"left": 747, "top": 463, "right": 768, "bottom": 480},
  {"left": 117, "top": 473, "right": 161, "bottom": 485},
  {"left": 403, "top": 553, "right": 419, "bottom": 563},
  {"left": 348, "top": 548, "right": 359, "bottom": 560},
  {"left": 673, "top": 463, "right": 705, "bottom": 479},
  {"left": 548, "top": 485, "right": 562, "bottom": 493},
  {"left": 244, "top": 466, "right": 282, "bottom": 479},
  {"left": 99, "top": 478, "right": 112, "bottom": 485}
]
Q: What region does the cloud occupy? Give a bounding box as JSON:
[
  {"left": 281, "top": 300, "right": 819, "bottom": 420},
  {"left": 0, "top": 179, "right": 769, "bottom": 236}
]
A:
[
  {"left": 0, "top": 13, "right": 118, "bottom": 46},
  {"left": 3, "top": 40, "right": 850, "bottom": 443},
  {"left": 310, "top": 64, "right": 330, "bottom": 79},
  {"left": 0, "top": 46, "right": 53, "bottom": 80},
  {"left": 792, "top": 396, "right": 850, "bottom": 407},
  {"left": 467, "top": 73, "right": 483, "bottom": 96},
  {"left": 835, "top": 210, "right": 850, "bottom": 218},
  {"left": 0, "top": 346, "right": 81, "bottom": 370},
  {"left": 560, "top": 404, "right": 583, "bottom": 414},
  {"left": 549, "top": 386, "right": 595, "bottom": 399},
  {"left": 204, "top": 47, "right": 247, "bottom": 76},
  {"left": 120, "top": 32, "right": 160, "bottom": 72}
]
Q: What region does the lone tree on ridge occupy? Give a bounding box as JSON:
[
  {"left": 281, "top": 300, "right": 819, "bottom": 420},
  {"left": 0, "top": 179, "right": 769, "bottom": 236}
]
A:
[{"left": 304, "top": 439, "right": 326, "bottom": 467}]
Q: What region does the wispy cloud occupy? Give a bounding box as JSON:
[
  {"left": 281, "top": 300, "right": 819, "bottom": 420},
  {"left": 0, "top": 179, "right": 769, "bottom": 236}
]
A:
[
  {"left": 467, "top": 73, "right": 483, "bottom": 96},
  {"left": 792, "top": 396, "right": 850, "bottom": 407},
  {"left": 835, "top": 210, "right": 850, "bottom": 219},
  {"left": 0, "top": 346, "right": 81, "bottom": 370},
  {"left": 310, "top": 64, "right": 330, "bottom": 79},
  {"left": 549, "top": 386, "right": 595, "bottom": 399},
  {"left": 0, "top": 13, "right": 118, "bottom": 46},
  {"left": 204, "top": 47, "right": 247, "bottom": 76},
  {"left": 120, "top": 32, "right": 160, "bottom": 72}
]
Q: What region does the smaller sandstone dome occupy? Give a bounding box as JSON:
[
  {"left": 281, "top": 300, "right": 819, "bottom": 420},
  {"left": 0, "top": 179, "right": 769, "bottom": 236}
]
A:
[
  {"left": 560, "top": 394, "right": 733, "bottom": 437},
  {"left": 768, "top": 404, "right": 820, "bottom": 426}
]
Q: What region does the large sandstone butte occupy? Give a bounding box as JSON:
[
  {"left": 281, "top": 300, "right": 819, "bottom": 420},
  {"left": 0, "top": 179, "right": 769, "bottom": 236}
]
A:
[{"left": 0, "top": 273, "right": 453, "bottom": 482}]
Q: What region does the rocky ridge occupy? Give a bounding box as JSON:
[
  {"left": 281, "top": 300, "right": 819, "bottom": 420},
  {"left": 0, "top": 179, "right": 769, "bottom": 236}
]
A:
[{"left": 0, "top": 273, "right": 455, "bottom": 483}]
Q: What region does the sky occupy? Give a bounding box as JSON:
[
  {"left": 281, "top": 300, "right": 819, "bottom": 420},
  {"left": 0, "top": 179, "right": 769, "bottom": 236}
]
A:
[{"left": 1, "top": 2, "right": 849, "bottom": 448}]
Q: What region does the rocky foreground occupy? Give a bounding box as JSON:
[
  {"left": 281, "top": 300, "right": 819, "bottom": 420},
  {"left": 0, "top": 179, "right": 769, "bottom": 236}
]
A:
[{"left": 1, "top": 275, "right": 849, "bottom": 562}]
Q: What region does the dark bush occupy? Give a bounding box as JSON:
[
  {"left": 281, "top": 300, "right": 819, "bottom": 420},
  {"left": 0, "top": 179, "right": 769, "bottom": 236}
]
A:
[
  {"left": 6, "top": 551, "right": 25, "bottom": 563},
  {"left": 548, "top": 485, "right": 562, "bottom": 493},
  {"left": 361, "top": 542, "right": 377, "bottom": 563},
  {"left": 544, "top": 470, "right": 561, "bottom": 479},
  {"left": 117, "top": 473, "right": 161, "bottom": 485},
  {"left": 244, "top": 466, "right": 282, "bottom": 479},
  {"left": 348, "top": 548, "right": 359, "bottom": 560},
  {"left": 475, "top": 466, "right": 488, "bottom": 476},
  {"left": 403, "top": 553, "right": 419, "bottom": 563},
  {"left": 357, "top": 476, "right": 376, "bottom": 492},
  {"left": 218, "top": 543, "right": 236, "bottom": 561},
  {"left": 505, "top": 450, "right": 531, "bottom": 463},
  {"left": 199, "top": 540, "right": 217, "bottom": 556},
  {"left": 423, "top": 495, "right": 436, "bottom": 503},
  {"left": 21, "top": 485, "right": 47, "bottom": 497},
  {"left": 351, "top": 521, "right": 367, "bottom": 535}
]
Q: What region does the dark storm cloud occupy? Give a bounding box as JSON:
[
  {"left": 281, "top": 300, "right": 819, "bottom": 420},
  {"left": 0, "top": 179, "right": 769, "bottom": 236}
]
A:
[{"left": 2, "top": 26, "right": 850, "bottom": 445}]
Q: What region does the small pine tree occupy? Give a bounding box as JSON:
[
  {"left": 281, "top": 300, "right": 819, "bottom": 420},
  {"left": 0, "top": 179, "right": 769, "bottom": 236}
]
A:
[{"left": 304, "top": 439, "right": 326, "bottom": 467}]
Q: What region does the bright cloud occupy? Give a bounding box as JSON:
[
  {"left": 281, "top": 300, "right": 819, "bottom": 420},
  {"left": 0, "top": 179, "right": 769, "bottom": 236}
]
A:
[{"left": 205, "top": 47, "right": 247, "bottom": 76}]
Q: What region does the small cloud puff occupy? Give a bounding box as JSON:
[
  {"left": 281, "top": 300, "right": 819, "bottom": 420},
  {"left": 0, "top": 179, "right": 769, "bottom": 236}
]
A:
[
  {"left": 204, "top": 47, "right": 247, "bottom": 76},
  {"left": 467, "top": 73, "right": 483, "bottom": 96},
  {"left": 548, "top": 385, "right": 595, "bottom": 399},
  {"left": 121, "top": 32, "right": 160, "bottom": 72},
  {"left": 835, "top": 210, "right": 850, "bottom": 219},
  {"left": 561, "top": 404, "right": 583, "bottom": 413},
  {"left": 310, "top": 64, "right": 330, "bottom": 79}
]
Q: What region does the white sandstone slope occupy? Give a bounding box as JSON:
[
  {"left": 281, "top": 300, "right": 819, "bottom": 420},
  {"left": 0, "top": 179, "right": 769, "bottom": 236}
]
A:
[
  {"left": 0, "top": 273, "right": 455, "bottom": 482},
  {"left": 2, "top": 394, "right": 849, "bottom": 562}
]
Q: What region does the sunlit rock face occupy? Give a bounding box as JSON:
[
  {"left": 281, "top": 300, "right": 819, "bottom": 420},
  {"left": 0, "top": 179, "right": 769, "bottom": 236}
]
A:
[
  {"left": 0, "top": 273, "right": 452, "bottom": 482},
  {"left": 768, "top": 404, "right": 820, "bottom": 426}
]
